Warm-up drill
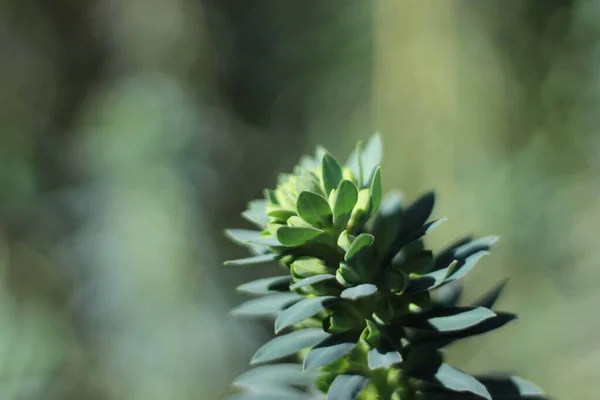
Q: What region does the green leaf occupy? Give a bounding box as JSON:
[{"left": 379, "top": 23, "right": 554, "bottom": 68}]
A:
[
  {"left": 327, "top": 374, "right": 369, "bottom": 400},
  {"left": 402, "top": 192, "right": 436, "bottom": 235},
  {"left": 427, "top": 307, "right": 496, "bottom": 332},
  {"left": 275, "top": 296, "right": 336, "bottom": 333},
  {"left": 286, "top": 216, "right": 313, "bottom": 228},
  {"left": 322, "top": 153, "right": 343, "bottom": 195},
  {"left": 369, "top": 167, "right": 382, "bottom": 214},
  {"left": 296, "top": 191, "right": 333, "bottom": 228},
  {"left": 333, "top": 180, "right": 359, "bottom": 224},
  {"left": 472, "top": 279, "right": 508, "bottom": 309},
  {"left": 236, "top": 276, "right": 291, "bottom": 295},
  {"left": 277, "top": 226, "right": 324, "bottom": 246},
  {"left": 435, "top": 364, "right": 491, "bottom": 400},
  {"left": 347, "top": 134, "right": 382, "bottom": 187},
  {"left": 454, "top": 236, "right": 499, "bottom": 259},
  {"left": 233, "top": 364, "right": 319, "bottom": 388},
  {"left": 337, "top": 230, "right": 352, "bottom": 251},
  {"left": 290, "top": 274, "right": 336, "bottom": 290},
  {"left": 251, "top": 328, "right": 329, "bottom": 365},
  {"left": 340, "top": 284, "right": 377, "bottom": 300},
  {"left": 336, "top": 264, "right": 363, "bottom": 287},
  {"left": 267, "top": 209, "right": 297, "bottom": 221},
  {"left": 265, "top": 189, "right": 279, "bottom": 205},
  {"left": 445, "top": 251, "right": 489, "bottom": 282},
  {"left": 242, "top": 208, "right": 269, "bottom": 227},
  {"left": 405, "top": 260, "right": 457, "bottom": 293},
  {"left": 367, "top": 348, "right": 402, "bottom": 370},
  {"left": 475, "top": 375, "right": 545, "bottom": 397},
  {"left": 372, "top": 191, "right": 403, "bottom": 256},
  {"left": 291, "top": 257, "right": 330, "bottom": 279},
  {"left": 225, "top": 229, "right": 282, "bottom": 248},
  {"left": 224, "top": 392, "right": 305, "bottom": 400},
  {"left": 303, "top": 334, "right": 357, "bottom": 371},
  {"left": 344, "top": 233, "right": 374, "bottom": 261},
  {"left": 225, "top": 253, "right": 278, "bottom": 266},
  {"left": 230, "top": 293, "right": 301, "bottom": 318}
]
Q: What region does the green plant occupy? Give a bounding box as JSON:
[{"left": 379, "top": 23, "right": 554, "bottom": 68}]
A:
[{"left": 224, "top": 135, "right": 546, "bottom": 400}]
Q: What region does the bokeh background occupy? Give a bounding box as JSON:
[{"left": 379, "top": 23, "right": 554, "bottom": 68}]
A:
[{"left": 0, "top": 0, "right": 598, "bottom": 399}]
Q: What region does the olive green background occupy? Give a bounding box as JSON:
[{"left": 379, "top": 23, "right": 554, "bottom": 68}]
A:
[{"left": 0, "top": 1, "right": 596, "bottom": 399}]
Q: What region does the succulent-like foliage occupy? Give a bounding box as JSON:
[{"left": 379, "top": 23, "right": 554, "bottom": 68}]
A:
[{"left": 224, "top": 135, "right": 546, "bottom": 400}]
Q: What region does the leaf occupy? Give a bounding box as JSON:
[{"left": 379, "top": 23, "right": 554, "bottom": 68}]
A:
[
  {"left": 369, "top": 167, "right": 382, "bottom": 214},
  {"left": 434, "top": 364, "right": 491, "bottom": 400},
  {"left": 346, "top": 134, "right": 382, "bottom": 187},
  {"left": 277, "top": 226, "right": 324, "bottom": 246},
  {"left": 333, "top": 180, "right": 359, "bottom": 224},
  {"left": 426, "top": 307, "right": 497, "bottom": 332},
  {"left": 404, "top": 261, "right": 457, "bottom": 293},
  {"left": 303, "top": 334, "right": 358, "bottom": 371},
  {"left": 236, "top": 276, "right": 291, "bottom": 295},
  {"left": 430, "top": 279, "right": 463, "bottom": 307},
  {"left": 296, "top": 191, "right": 333, "bottom": 228},
  {"left": 322, "top": 153, "right": 343, "bottom": 195},
  {"left": 291, "top": 257, "right": 329, "bottom": 279},
  {"left": 372, "top": 191, "right": 403, "bottom": 255},
  {"left": 290, "top": 274, "right": 336, "bottom": 290},
  {"left": 445, "top": 251, "right": 489, "bottom": 282},
  {"left": 225, "top": 229, "right": 282, "bottom": 248},
  {"left": 233, "top": 364, "right": 319, "bottom": 388},
  {"left": 231, "top": 293, "right": 301, "bottom": 318},
  {"left": 224, "top": 392, "right": 306, "bottom": 400},
  {"left": 407, "top": 312, "right": 517, "bottom": 348},
  {"left": 367, "top": 348, "right": 402, "bottom": 370},
  {"left": 275, "top": 296, "right": 336, "bottom": 333},
  {"left": 454, "top": 236, "right": 499, "bottom": 259},
  {"left": 402, "top": 192, "right": 436, "bottom": 235},
  {"left": 268, "top": 209, "right": 297, "bottom": 221},
  {"left": 251, "top": 328, "right": 330, "bottom": 365},
  {"left": 337, "top": 231, "right": 352, "bottom": 251},
  {"left": 242, "top": 209, "right": 269, "bottom": 227},
  {"left": 474, "top": 375, "right": 545, "bottom": 398},
  {"left": 327, "top": 374, "right": 369, "bottom": 400},
  {"left": 340, "top": 284, "right": 377, "bottom": 300},
  {"left": 472, "top": 279, "right": 508, "bottom": 309},
  {"left": 225, "top": 253, "right": 278, "bottom": 266},
  {"left": 344, "top": 233, "right": 374, "bottom": 261}
]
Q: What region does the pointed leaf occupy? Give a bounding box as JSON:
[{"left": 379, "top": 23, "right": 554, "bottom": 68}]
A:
[
  {"left": 242, "top": 209, "right": 269, "bottom": 227},
  {"left": 454, "top": 236, "right": 499, "bottom": 259},
  {"left": 435, "top": 364, "right": 491, "bottom": 400},
  {"left": 430, "top": 279, "right": 463, "bottom": 307},
  {"left": 225, "top": 253, "right": 278, "bottom": 266},
  {"left": 290, "top": 274, "right": 336, "bottom": 290},
  {"left": 236, "top": 276, "right": 291, "bottom": 295},
  {"left": 251, "top": 328, "right": 329, "bottom": 364},
  {"left": 231, "top": 293, "right": 301, "bottom": 317},
  {"left": 304, "top": 334, "right": 358, "bottom": 371},
  {"left": 367, "top": 348, "right": 402, "bottom": 370},
  {"left": 472, "top": 279, "right": 508, "bottom": 309},
  {"left": 344, "top": 233, "right": 374, "bottom": 261},
  {"left": 340, "top": 284, "right": 377, "bottom": 300},
  {"left": 402, "top": 192, "right": 435, "bottom": 235},
  {"left": 333, "top": 180, "right": 359, "bottom": 224},
  {"left": 275, "top": 296, "right": 336, "bottom": 333},
  {"left": 296, "top": 191, "right": 333, "bottom": 228},
  {"left": 369, "top": 167, "right": 382, "bottom": 214},
  {"left": 445, "top": 251, "right": 489, "bottom": 282},
  {"left": 322, "top": 153, "right": 343, "bottom": 195},
  {"left": 408, "top": 312, "right": 517, "bottom": 348},
  {"left": 405, "top": 261, "right": 457, "bottom": 293},
  {"left": 427, "top": 307, "right": 496, "bottom": 332},
  {"left": 327, "top": 374, "right": 369, "bottom": 400},
  {"left": 347, "top": 134, "right": 382, "bottom": 187},
  {"left": 475, "top": 375, "right": 545, "bottom": 398},
  {"left": 233, "top": 364, "right": 319, "bottom": 388},
  {"left": 268, "top": 209, "right": 297, "bottom": 221},
  {"left": 277, "top": 226, "right": 324, "bottom": 246}
]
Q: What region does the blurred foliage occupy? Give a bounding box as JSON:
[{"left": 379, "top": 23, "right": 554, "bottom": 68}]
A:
[{"left": 0, "top": 0, "right": 598, "bottom": 399}]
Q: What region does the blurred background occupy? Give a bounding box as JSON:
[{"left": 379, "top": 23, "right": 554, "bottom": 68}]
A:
[{"left": 0, "top": 0, "right": 598, "bottom": 398}]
